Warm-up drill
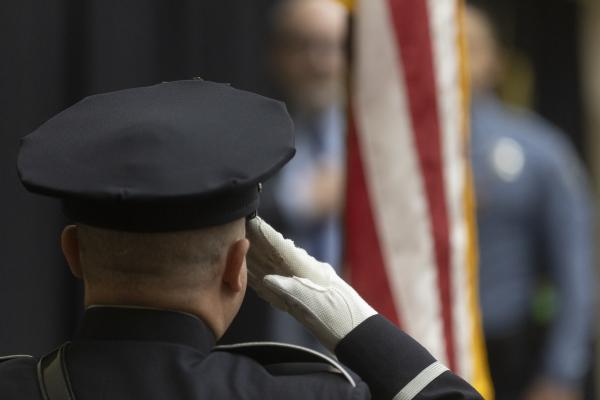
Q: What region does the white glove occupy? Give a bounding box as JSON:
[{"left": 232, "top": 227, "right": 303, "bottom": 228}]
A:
[{"left": 246, "top": 217, "right": 377, "bottom": 351}]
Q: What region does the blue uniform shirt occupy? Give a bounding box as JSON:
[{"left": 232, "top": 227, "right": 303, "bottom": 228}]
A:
[
  {"left": 471, "top": 94, "right": 596, "bottom": 385},
  {"left": 274, "top": 106, "right": 345, "bottom": 269},
  {"left": 266, "top": 106, "right": 345, "bottom": 349}
]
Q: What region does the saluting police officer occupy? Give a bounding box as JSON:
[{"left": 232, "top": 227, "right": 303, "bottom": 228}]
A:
[{"left": 1, "top": 80, "right": 482, "bottom": 399}]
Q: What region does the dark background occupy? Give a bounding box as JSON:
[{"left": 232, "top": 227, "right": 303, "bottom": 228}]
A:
[{"left": 0, "top": 0, "right": 586, "bottom": 355}]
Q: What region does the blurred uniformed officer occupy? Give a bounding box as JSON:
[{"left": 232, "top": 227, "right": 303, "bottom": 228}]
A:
[
  {"left": 466, "top": 5, "right": 595, "bottom": 400},
  {"left": 0, "top": 80, "right": 482, "bottom": 399}
]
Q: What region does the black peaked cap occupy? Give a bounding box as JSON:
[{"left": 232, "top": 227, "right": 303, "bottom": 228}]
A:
[{"left": 17, "top": 80, "right": 295, "bottom": 231}]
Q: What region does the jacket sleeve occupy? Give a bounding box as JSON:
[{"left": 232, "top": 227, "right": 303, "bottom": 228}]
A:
[
  {"left": 335, "top": 315, "right": 483, "bottom": 400},
  {"left": 537, "top": 133, "right": 596, "bottom": 387}
]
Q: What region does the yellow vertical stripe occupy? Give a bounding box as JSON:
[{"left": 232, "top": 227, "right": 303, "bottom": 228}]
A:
[
  {"left": 456, "top": 0, "right": 494, "bottom": 398},
  {"left": 336, "top": 0, "right": 355, "bottom": 11}
]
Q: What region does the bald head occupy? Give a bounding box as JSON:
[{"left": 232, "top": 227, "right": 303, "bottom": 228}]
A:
[
  {"left": 465, "top": 5, "right": 502, "bottom": 94},
  {"left": 271, "top": 0, "right": 348, "bottom": 113}
]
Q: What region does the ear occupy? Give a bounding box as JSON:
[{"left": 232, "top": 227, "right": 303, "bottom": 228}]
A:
[
  {"left": 222, "top": 238, "right": 250, "bottom": 293},
  {"left": 61, "top": 225, "right": 83, "bottom": 279}
]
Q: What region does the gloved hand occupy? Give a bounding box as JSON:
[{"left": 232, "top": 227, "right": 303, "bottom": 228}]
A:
[{"left": 246, "top": 217, "right": 377, "bottom": 351}]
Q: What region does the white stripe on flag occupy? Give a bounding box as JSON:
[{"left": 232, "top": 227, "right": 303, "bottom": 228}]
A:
[
  {"left": 354, "top": 0, "right": 446, "bottom": 362},
  {"left": 426, "top": 0, "right": 473, "bottom": 380}
]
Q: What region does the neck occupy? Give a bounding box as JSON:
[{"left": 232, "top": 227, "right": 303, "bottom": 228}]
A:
[{"left": 84, "top": 284, "right": 230, "bottom": 338}]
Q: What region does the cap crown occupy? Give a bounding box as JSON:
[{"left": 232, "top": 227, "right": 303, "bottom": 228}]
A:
[{"left": 17, "top": 80, "right": 295, "bottom": 231}]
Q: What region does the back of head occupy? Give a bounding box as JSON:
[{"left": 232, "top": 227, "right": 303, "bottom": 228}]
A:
[
  {"left": 77, "top": 219, "right": 244, "bottom": 293},
  {"left": 17, "top": 80, "right": 295, "bottom": 335}
]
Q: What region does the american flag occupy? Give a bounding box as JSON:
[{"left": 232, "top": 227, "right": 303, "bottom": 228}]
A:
[{"left": 344, "top": 0, "right": 492, "bottom": 397}]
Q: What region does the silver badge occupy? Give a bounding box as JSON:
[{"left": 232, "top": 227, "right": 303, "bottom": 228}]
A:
[{"left": 491, "top": 137, "right": 525, "bottom": 182}]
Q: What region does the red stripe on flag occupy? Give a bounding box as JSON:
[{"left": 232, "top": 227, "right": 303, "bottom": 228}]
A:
[
  {"left": 345, "top": 114, "right": 400, "bottom": 326},
  {"left": 386, "top": 0, "right": 456, "bottom": 370}
]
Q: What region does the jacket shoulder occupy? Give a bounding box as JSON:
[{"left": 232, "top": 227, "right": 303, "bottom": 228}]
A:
[
  {"left": 0, "top": 354, "right": 34, "bottom": 363},
  {"left": 213, "top": 341, "right": 356, "bottom": 387},
  {"left": 0, "top": 354, "right": 41, "bottom": 399}
]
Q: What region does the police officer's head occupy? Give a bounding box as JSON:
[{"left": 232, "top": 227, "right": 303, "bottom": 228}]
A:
[
  {"left": 17, "top": 80, "right": 295, "bottom": 338},
  {"left": 61, "top": 218, "right": 250, "bottom": 338}
]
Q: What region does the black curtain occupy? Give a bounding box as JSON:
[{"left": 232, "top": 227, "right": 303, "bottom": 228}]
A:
[
  {"left": 514, "top": 0, "right": 585, "bottom": 160},
  {"left": 0, "top": 0, "right": 278, "bottom": 355}
]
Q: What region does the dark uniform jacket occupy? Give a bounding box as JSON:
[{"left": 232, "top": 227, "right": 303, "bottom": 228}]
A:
[{"left": 0, "top": 307, "right": 482, "bottom": 399}]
